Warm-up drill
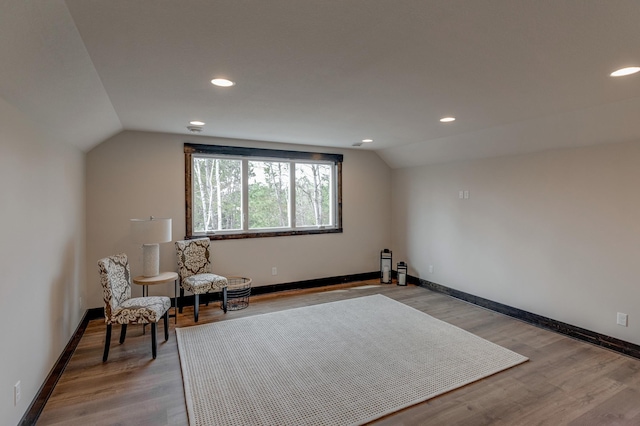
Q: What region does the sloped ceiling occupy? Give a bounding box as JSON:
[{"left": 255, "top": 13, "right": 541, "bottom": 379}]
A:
[
  {"left": 0, "top": 1, "right": 121, "bottom": 150},
  {"left": 2, "top": 1, "right": 640, "bottom": 167}
]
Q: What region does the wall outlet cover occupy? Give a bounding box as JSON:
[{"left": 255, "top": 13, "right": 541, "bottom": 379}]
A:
[{"left": 617, "top": 312, "right": 628, "bottom": 327}]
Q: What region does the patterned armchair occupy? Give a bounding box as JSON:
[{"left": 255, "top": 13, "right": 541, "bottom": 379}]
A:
[
  {"left": 175, "top": 238, "right": 228, "bottom": 322},
  {"left": 98, "top": 253, "right": 171, "bottom": 362}
]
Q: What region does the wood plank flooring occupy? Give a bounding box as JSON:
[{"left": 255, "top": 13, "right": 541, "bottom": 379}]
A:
[{"left": 37, "top": 281, "right": 640, "bottom": 425}]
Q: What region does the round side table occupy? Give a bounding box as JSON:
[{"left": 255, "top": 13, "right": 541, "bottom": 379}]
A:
[{"left": 133, "top": 271, "right": 179, "bottom": 324}]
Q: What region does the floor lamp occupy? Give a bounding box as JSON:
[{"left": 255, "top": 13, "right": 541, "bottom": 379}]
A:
[{"left": 130, "top": 216, "right": 172, "bottom": 277}]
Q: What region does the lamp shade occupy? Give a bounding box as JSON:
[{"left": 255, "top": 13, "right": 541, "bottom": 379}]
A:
[{"left": 130, "top": 217, "right": 172, "bottom": 244}]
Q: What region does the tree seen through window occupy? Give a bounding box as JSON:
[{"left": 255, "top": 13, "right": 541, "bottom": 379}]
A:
[{"left": 187, "top": 144, "right": 341, "bottom": 238}]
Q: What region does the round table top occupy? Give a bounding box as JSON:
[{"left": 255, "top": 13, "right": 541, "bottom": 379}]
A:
[{"left": 133, "top": 271, "right": 179, "bottom": 285}]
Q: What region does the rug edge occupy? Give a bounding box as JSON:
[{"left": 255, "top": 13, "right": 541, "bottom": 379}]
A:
[
  {"left": 380, "top": 295, "right": 531, "bottom": 362},
  {"left": 175, "top": 329, "right": 195, "bottom": 426},
  {"left": 359, "top": 356, "right": 529, "bottom": 424},
  {"left": 175, "top": 293, "right": 388, "bottom": 333}
]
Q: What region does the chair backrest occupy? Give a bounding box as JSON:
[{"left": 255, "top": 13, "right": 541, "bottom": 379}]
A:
[
  {"left": 175, "top": 238, "right": 211, "bottom": 280},
  {"left": 97, "top": 253, "right": 132, "bottom": 323}
]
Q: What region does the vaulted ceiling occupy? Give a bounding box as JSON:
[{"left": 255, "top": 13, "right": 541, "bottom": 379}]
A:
[{"left": 2, "top": 1, "right": 639, "bottom": 168}]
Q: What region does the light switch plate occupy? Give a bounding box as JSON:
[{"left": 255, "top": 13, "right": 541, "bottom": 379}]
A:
[{"left": 617, "top": 312, "right": 628, "bottom": 327}]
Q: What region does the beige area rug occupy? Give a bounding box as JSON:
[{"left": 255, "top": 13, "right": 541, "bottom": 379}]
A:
[{"left": 176, "top": 294, "right": 528, "bottom": 426}]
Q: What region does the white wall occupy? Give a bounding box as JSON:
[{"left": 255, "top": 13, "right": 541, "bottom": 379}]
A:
[
  {"left": 392, "top": 140, "right": 640, "bottom": 345},
  {"left": 0, "top": 97, "right": 85, "bottom": 426},
  {"left": 85, "top": 131, "right": 391, "bottom": 308}
]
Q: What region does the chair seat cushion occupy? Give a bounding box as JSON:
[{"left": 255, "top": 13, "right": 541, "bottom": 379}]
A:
[
  {"left": 111, "top": 296, "right": 171, "bottom": 324},
  {"left": 183, "top": 273, "right": 228, "bottom": 294}
]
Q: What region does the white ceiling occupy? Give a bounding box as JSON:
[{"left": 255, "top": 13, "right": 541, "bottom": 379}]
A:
[{"left": 2, "top": 1, "right": 640, "bottom": 168}]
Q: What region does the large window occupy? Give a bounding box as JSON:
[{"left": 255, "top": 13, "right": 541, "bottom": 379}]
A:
[{"left": 185, "top": 144, "right": 342, "bottom": 239}]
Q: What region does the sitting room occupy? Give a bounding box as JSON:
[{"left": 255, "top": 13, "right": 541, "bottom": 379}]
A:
[{"left": 2, "top": 1, "right": 640, "bottom": 425}]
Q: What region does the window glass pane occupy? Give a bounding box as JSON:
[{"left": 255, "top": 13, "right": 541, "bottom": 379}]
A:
[
  {"left": 295, "top": 163, "right": 332, "bottom": 227},
  {"left": 248, "top": 161, "right": 290, "bottom": 229},
  {"left": 192, "top": 157, "right": 242, "bottom": 232}
]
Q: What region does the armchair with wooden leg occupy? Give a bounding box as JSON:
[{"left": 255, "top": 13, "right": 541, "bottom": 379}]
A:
[{"left": 98, "top": 253, "right": 171, "bottom": 362}]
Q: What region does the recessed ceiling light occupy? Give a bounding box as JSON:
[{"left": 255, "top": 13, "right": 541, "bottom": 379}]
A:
[
  {"left": 362, "top": 139, "right": 373, "bottom": 143},
  {"left": 211, "top": 78, "right": 235, "bottom": 87},
  {"left": 440, "top": 117, "right": 456, "bottom": 123},
  {"left": 610, "top": 67, "right": 640, "bottom": 77},
  {"left": 190, "top": 121, "right": 205, "bottom": 126}
]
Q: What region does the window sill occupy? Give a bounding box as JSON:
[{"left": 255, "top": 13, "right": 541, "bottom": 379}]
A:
[{"left": 190, "top": 227, "right": 343, "bottom": 240}]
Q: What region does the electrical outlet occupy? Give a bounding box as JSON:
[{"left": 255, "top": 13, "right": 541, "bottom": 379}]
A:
[
  {"left": 464, "top": 190, "right": 469, "bottom": 199},
  {"left": 272, "top": 267, "right": 277, "bottom": 276},
  {"left": 429, "top": 265, "right": 434, "bottom": 274},
  {"left": 14, "top": 381, "right": 21, "bottom": 406},
  {"left": 617, "top": 312, "right": 628, "bottom": 327},
  {"left": 459, "top": 191, "right": 464, "bottom": 199}
]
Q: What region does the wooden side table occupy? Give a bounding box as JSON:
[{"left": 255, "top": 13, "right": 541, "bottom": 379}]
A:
[{"left": 133, "top": 271, "right": 179, "bottom": 325}]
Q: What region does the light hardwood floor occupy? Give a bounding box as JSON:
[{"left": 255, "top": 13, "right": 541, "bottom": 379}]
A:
[{"left": 37, "top": 281, "right": 640, "bottom": 425}]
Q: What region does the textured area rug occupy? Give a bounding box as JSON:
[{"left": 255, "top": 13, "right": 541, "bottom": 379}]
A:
[{"left": 176, "top": 294, "right": 527, "bottom": 426}]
